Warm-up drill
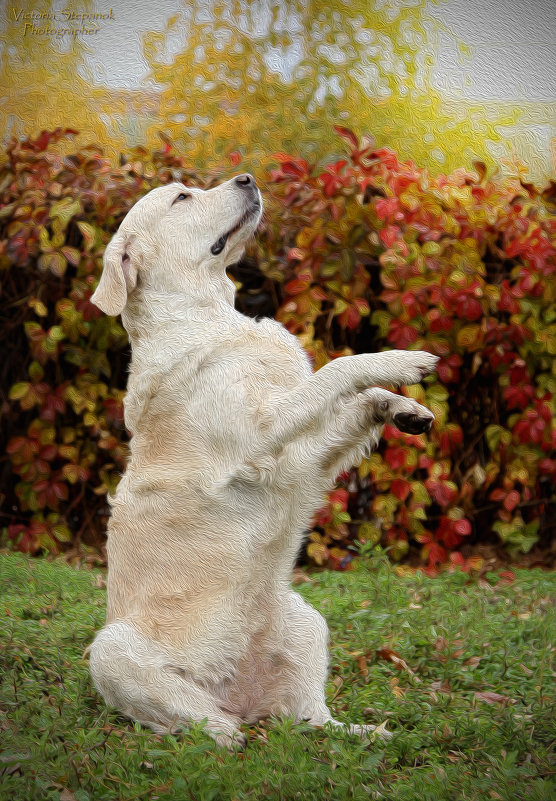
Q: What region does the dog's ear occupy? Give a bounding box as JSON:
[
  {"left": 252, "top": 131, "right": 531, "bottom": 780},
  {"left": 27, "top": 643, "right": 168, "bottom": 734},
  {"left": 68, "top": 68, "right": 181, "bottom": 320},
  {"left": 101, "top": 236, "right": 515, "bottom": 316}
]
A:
[{"left": 92, "top": 230, "right": 139, "bottom": 316}]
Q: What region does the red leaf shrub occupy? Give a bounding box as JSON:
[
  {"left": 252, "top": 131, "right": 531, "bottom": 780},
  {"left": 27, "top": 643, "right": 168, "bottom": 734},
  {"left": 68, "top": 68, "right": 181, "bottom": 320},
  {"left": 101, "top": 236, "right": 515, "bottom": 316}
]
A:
[
  {"left": 265, "top": 127, "right": 555, "bottom": 571},
  {"left": 1, "top": 128, "right": 554, "bottom": 571}
]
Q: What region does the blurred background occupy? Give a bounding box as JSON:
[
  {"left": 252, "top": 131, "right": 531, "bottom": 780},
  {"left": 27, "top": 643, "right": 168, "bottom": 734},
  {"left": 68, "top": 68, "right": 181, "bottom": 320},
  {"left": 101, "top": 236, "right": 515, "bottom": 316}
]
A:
[{"left": 2, "top": 0, "right": 555, "bottom": 181}]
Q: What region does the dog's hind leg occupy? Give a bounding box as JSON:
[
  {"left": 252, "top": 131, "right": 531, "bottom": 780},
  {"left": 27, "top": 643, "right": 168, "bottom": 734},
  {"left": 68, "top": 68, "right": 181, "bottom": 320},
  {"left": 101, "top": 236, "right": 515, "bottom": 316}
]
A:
[
  {"left": 261, "top": 592, "right": 390, "bottom": 740},
  {"left": 89, "top": 622, "right": 245, "bottom": 748}
]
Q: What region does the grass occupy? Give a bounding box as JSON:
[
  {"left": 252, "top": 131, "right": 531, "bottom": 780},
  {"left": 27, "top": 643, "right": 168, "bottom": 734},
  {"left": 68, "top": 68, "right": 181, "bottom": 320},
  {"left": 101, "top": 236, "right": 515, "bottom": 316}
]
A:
[{"left": 0, "top": 551, "right": 554, "bottom": 801}]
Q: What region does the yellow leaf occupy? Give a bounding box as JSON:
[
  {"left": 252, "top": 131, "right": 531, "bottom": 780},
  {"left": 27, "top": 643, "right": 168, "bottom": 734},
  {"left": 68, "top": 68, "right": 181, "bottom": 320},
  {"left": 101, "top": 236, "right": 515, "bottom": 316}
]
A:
[
  {"left": 457, "top": 324, "right": 481, "bottom": 349},
  {"left": 28, "top": 298, "right": 48, "bottom": 317},
  {"left": 307, "top": 542, "right": 328, "bottom": 566}
]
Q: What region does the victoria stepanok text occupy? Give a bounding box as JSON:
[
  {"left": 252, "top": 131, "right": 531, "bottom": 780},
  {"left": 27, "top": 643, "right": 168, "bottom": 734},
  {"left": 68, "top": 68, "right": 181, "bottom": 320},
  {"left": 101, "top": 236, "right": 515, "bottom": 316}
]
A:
[{"left": 11, "top": 9, "right": 115, "bottom": 23}]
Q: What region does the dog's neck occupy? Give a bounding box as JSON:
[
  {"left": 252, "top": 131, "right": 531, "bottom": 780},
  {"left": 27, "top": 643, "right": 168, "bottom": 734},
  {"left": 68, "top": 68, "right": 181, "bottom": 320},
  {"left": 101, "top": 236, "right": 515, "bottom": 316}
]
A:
[
  {"left": 122, "top": 280, "right": 237, "bottom": 351},
  {"left": 120, "top": 282, "right": 242, "bottom": 435}
]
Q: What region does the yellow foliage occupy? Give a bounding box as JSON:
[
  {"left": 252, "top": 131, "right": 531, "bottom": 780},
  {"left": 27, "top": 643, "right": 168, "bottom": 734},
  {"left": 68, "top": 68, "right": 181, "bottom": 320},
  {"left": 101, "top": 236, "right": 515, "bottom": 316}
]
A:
[{"left": 0, "top": 0, "right": 550, "bottom": 182}]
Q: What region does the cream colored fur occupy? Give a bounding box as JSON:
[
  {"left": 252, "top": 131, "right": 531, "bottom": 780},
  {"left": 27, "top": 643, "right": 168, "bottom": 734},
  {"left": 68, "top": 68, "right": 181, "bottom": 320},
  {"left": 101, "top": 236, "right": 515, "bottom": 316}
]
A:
[{"left": 88, "top": 175, "right": 438, "bottom": 748}]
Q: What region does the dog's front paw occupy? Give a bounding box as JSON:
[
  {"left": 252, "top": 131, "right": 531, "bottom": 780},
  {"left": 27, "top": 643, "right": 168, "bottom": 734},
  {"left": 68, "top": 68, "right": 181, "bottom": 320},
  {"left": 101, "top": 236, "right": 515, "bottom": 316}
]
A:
[
  {"left": 361, "top": 389, "right": 435, "bottom": 434},
  {"left": 401, "top": 351, "right": 439, "bottom": 384},
  {"left": 393, "top": 409, "right": 434, "bottom": 434}
]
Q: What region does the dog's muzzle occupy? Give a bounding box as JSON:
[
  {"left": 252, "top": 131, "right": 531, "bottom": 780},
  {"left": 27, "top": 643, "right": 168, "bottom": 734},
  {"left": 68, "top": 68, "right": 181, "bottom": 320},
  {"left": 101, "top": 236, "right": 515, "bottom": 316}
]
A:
[{"left": 210, "top": 175, "right": 261, "bottom": 255}]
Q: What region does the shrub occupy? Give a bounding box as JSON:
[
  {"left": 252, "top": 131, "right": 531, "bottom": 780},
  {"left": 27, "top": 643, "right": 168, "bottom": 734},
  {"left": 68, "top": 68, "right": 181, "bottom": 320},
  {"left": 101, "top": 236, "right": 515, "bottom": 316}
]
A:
[
  {"left": 1, "top": 129, "right": 207, "bottom": 554},
  {"left": 265, "top": 128, "right": 555, "bottom": 572},
  {"left": 1, "top": 128, "right": 554, "bottom": 571}
]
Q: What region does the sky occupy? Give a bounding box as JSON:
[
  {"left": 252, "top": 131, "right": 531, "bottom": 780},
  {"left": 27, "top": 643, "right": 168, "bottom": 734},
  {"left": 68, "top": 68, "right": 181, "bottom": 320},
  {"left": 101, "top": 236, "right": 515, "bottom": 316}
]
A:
[
  {"left": 2, "top": 0, "right": 555, "bottom": 178},
  {"left": 71, "top": 0, "right": 556, "bottom": 102}
]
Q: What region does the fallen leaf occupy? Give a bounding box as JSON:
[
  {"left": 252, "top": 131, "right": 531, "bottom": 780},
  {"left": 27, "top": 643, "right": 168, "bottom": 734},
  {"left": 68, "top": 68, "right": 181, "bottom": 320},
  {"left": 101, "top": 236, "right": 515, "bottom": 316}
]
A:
[
  {"left": 394, "top": 565, "right": 416, "bottom": 577},
  {"left": 376, "top": 647, "right": 421, "bottom": 682},
  {"left": 370, "top": 720, "right": 391, "bottom": 739},
  {"left": 330, "top": 675, "right": 344, "bottom": 701},
  {"left": 292, "top": 569, "right": 314, "bottom": 585},
  {"left": 430, "top": 679, "right": 451, "bottom": 694},
  {"left": 357, "top": 655, "right": 369, "bottom": 678},
  {"left": 463, "top": 656, "right": 481, "bottom": 669},
  {"left": 474, "top": 691, "right": 516, "bottom": 705},
  {"left": 390, "top": 678, "right": 405, "bottom": 698}
]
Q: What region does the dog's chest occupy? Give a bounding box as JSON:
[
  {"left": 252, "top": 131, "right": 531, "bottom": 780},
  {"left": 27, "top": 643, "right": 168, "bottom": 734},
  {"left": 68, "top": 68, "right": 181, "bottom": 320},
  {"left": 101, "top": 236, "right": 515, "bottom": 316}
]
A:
[{"left": 241, "top": 318, "right": 313, "bottom": 387}]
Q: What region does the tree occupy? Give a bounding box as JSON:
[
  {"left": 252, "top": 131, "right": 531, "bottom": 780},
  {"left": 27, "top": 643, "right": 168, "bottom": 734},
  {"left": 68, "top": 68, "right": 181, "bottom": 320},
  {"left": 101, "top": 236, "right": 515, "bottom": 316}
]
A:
[
  {"left": 0, "top": 1, "right": 126, "bottom": 157},
  {"left": 143, "top": 0, "right": 519, "bottom": 175}
]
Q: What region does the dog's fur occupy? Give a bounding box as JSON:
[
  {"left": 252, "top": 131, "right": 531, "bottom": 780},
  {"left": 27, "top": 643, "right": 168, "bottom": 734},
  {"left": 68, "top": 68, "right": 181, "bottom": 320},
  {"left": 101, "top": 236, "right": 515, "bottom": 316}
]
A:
[{"left": 89, "top": 175, "right": 438, "bottom": 747}]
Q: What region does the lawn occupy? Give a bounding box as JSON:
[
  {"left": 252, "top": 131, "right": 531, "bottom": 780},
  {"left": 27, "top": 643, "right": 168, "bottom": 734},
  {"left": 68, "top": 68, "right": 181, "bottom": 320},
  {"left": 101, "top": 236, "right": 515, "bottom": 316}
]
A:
[{"left": 0, "top": 551, "right": 554, "bottom": 801}]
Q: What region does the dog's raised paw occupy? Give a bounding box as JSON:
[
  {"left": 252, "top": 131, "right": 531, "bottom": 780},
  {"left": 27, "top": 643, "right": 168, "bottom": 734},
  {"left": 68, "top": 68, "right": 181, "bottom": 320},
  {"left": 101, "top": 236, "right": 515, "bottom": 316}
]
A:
[
  {"left": 393, "top": 411, "right": 434, "bottom": 434},
  {"left": 403, "top": 351, "right": 439, "bottom": 383}
]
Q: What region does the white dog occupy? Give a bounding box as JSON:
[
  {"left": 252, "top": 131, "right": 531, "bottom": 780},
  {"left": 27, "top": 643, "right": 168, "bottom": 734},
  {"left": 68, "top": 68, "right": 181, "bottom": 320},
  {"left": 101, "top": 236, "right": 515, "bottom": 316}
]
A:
[{"left": 88, "top": 174, "right": 437, "bottom": 747}]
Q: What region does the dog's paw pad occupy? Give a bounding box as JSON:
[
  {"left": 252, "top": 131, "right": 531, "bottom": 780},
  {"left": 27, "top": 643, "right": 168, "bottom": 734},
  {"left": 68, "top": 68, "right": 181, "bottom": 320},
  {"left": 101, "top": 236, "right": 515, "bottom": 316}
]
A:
[{"left": 393, "top": 411, "right": 434, "bottom": 434}]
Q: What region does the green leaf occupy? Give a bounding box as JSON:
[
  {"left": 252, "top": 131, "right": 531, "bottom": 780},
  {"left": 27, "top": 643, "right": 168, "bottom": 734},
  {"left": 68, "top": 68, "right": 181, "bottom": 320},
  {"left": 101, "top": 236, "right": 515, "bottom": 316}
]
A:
[
  {"left": 421, "top": 241, "right": 441, "bottom": 256},
  {"left": 8, "top": 381, "right": 31, "bottom": 400},
  {"left": 52, "top": 523, "right": 72, "bottom": 543},
  {"left": 9, "top": 382, "right": 30, "bottom": 401},
  {"left": 50, "top": 197, "right": 82, "bottom": 228},
  {"left": 28, "top": 361, "right": 44, "bottom": 382},
  {"left": 62, "top": 464, "right": 83, "bottom": 483},
  {"left": 411, "top": 481, "right": 431, "bottom": 505},
  {"left": 457, "top": 324, "right": 481, "bottom": 349},
  {"left": 493, "top": 518, "right": 539, "bottom": 554},
  {"left": 426, "top": 383, "right": 449, "bottom": 402},
  {"left": 49, "top": 326, "right": 65, "bottom": 342},
  {"left": 357, "top": 522, "right": 382, "bottom": 546},
  {"left": 485, "top": 425, "right": 512, "bottom": 451},
  {"left": 39, "top": 252, "right": 67, "bottom": 276},
  {"left": 370, "top": 310, "right": 392, "bottom": 337},
  {"left": 77, "top": 221, "right": 97, "bottom": 252}
]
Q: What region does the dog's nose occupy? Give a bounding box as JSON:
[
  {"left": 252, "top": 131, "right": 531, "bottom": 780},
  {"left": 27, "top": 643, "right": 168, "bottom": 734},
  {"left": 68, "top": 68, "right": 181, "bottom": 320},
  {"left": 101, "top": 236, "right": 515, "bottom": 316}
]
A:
[{"left": 235, "top": 173, "right": 255, "bottom": 188}]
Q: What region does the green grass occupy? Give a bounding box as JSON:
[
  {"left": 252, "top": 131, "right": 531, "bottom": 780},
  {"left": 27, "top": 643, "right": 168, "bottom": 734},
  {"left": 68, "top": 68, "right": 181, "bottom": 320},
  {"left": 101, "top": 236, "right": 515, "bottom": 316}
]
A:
[{"left": 0, "top": 551, "right": 554, "bottom": 801}]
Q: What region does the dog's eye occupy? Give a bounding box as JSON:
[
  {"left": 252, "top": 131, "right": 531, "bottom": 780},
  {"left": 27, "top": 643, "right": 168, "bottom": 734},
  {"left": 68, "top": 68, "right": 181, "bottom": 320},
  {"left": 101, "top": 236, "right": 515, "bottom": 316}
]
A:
[{"left": 173, "top": 192, "right": 191, "bottom": 204}]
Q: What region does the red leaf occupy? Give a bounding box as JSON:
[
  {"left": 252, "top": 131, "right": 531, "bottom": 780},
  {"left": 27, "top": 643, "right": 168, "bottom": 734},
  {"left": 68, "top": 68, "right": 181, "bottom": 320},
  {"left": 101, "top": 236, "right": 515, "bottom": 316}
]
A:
[
  {"left": 391, "top": 478, "right": 411, "bottom": 501},
  {"left": 333, "top": 126, "right": 358, "bottom": 149},
  {"left": 503, "top": 490, "right": 520, "bottom": 512},
  {"left": 453, "top": 518, "right": 471, "bottom": 536}
]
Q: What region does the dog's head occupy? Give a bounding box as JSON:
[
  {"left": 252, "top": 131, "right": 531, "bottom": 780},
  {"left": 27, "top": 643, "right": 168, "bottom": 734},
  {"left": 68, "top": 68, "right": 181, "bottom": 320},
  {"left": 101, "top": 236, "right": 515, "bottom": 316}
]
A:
[{"left": 91, "top": 174, "right": 262, "bottom": 316}]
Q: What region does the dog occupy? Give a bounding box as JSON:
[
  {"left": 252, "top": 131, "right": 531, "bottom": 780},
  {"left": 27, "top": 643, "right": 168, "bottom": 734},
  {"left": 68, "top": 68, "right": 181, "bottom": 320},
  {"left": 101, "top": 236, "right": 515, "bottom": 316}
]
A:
[{"left": 88, "top": 174, "right": 437, "bottom": 748}]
